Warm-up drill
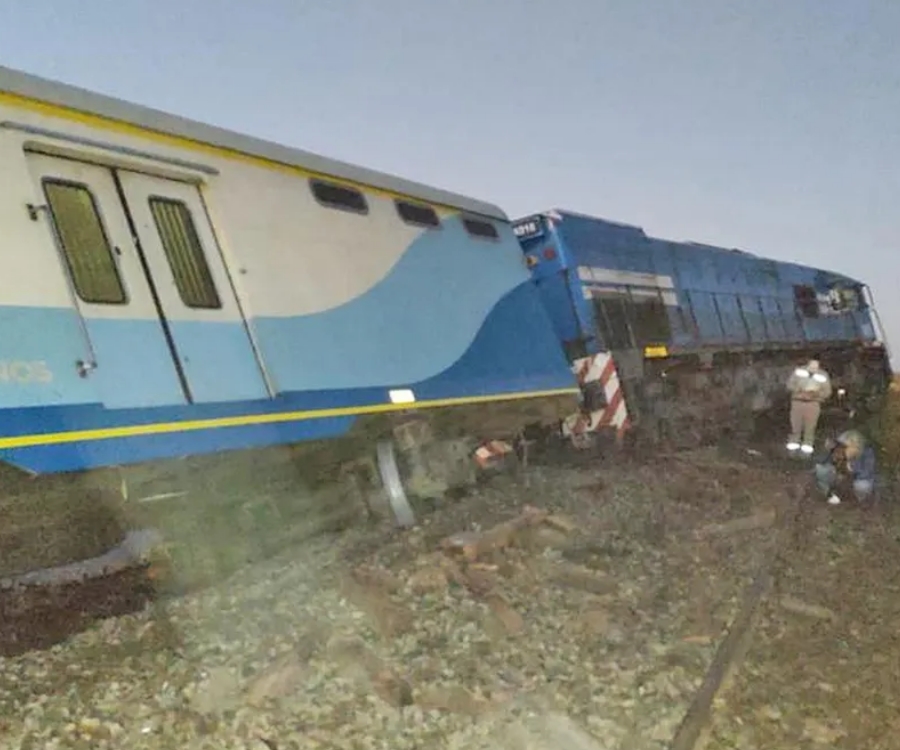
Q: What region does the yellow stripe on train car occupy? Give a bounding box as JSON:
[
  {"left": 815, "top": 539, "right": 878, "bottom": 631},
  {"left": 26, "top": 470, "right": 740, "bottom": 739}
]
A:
[
  {"left": 0, "top": 387, "right": 581, "bottom": 450},
  {"left": 0, "top": 91, "right": 464, "bottom": 214}
]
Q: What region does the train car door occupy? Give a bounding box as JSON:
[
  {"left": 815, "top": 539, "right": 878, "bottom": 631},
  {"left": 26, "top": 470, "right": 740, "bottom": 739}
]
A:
[
  {"left": 27, "top": 154, "right": 187, "bottom": 408},
  {"left": 27, "top": 154, "right": 269, "bottom": 408},
  {"left": 116, "top": 171, "right": 269, "bottom": 404}
]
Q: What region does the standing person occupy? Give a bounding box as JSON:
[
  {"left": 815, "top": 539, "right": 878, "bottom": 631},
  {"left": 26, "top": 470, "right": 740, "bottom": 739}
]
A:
[
  {"left": 813, "top": 430, "right": 876, "bottom": 505},
  {"left": 785, "top": 359, "right": 832, "bottom": 456}
]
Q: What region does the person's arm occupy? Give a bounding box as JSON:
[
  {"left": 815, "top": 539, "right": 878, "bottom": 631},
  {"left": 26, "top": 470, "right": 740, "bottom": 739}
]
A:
[
  {"left": 786, "top": 368, "right": 802, "bottom": 394},
  {"left": 856, "top": 448, "right": 877, "bottom": 483},
  {"left": 815, "top": 436, "right": 838, "bottom": 465},
  {"left": 819, "top": 375, "right": 833, "bottom": 401}
]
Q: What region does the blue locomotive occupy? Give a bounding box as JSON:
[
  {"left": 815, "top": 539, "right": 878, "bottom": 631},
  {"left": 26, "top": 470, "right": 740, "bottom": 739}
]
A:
[{"left": 514, "top": 209, "right": 891, "bottom": 448}]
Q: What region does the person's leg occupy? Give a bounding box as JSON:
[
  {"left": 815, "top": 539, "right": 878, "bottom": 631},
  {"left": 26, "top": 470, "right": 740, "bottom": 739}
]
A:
[
  {"left": 853, "top": 479, "right": 873, "bottom": 502},
  {"left": 814, "top": 462, "right": 836, "bottom": 495},
  {"left": 800, "top": 402, "right": 821, "bottom": 455},
  {"left": 787, "top": 400, "right": 802, "bottom": 452}
]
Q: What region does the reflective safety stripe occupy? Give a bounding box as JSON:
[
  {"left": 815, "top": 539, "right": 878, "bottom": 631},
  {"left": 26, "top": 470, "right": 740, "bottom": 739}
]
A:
[
  {"left": 812, "top": 373, "right": 828, "bottom": 383},
  {"left": 794, "top": 369, "right": 810, "bottom": 378}
]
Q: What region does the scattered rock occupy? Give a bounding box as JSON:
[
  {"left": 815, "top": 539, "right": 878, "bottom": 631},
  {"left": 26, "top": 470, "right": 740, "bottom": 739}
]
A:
[
  {"left": 802, "top": 717, "right": 846, "bottom": 744},
  {"left": 696, "top": 509, "right": 777, "bottom": 538},
  {"left": 417, "top": 685, "right": 492, "bottom": 716},
  {"left": 544, "top": 514, "right": 579, "bottom": 534},
  {"left": 408, "top": 565, "right": 449, "bottom": 594},
  {"left": 576, "top": 608, "right": 610, "bottom": 636},
  {"left": 190, "top": 666, "right": 242, "bottom": 716},
  {"left": 550, "top": 563, "right": 618, "bottom": 596},
  {"left": 440, "top": 505, "right": 549, "bottom": 561},
  {"left": 245, "top": 652, "right": 308, "bottom": 706},
  {"left": 372, "top": 667, "right": 414, "bottom": 708},
  {"left": 2, "top": 457, "right": 894, "bottom": 750},
  {"left": 340, "top": 574, "right": 415, "bottom": 638},
  {"left": 483, "top": 592, "right": 525, "bottom": 635},
  {"left": 779, "top": 596, "right": 838, "bottom": 622}
]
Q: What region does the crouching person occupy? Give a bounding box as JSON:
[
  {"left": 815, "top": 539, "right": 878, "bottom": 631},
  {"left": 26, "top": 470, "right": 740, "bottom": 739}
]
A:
[{"left": 813, "top": 430, "right": 876, "bottom": 505}]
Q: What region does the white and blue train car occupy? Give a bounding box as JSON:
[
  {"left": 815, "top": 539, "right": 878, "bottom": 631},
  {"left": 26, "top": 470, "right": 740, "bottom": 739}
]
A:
[{"left": 0, "top": 67, "right": 579, "bottom": 540}]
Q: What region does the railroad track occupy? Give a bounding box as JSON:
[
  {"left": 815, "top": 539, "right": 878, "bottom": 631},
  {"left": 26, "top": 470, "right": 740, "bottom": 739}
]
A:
[{"left": 668, "top": 476, "right": 810, "bottom": 750}]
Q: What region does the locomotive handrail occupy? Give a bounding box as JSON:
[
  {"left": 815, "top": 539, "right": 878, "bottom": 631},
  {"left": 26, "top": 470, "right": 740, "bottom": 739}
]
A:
[{"left": 862, "top": 284, "right": 892, "bottom": 361}]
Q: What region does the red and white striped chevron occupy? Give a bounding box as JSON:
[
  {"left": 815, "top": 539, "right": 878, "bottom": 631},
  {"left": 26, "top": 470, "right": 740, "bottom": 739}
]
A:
[{"left": 561, "top": 352, "right": 630, "bottom": 446}]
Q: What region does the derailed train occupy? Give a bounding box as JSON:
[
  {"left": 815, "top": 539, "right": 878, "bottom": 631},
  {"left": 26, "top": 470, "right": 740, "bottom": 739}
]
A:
[
  {"left": 514, "top": 210, "right": 892, "bottom": 449},
  {"left": 0, "top": 66, "right": 891, "bottom": 578},
  {"left": 0, "top": 65, "right": 581, "bottom": 579}
]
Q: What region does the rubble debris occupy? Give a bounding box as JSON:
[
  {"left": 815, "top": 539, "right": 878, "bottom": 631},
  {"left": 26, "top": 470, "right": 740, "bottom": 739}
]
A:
[
  {"left": 440, "top": 505, "right": 550, "bottom": 561},
  {"left": 339, "top": 573, "right": 415, "bottom": 639},
  {"left": 778, "top": 596, "right": 838, "bottom": 622},
  {"left": 1, "top": 455, "right": 897, "bottom": 750},
  {"left": 543, "top": 514, "right": 579, "bottom": 534},
  {"left": 483, "top": 591, "right": 525, "bottom": 635},
  {"left": 416, "top": 684, "right": 493, "bottom": 716},
  {"left": 696, "top": 509, "right": 778, "bottom": 538},
  {"left": 549, "top": 563, "right": 618, "bottom": 596}
]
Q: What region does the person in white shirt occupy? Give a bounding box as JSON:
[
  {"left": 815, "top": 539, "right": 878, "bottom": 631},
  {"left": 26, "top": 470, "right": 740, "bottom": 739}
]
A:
[{"left": 785, "top": 359, "right": 832, "bottom": 456}]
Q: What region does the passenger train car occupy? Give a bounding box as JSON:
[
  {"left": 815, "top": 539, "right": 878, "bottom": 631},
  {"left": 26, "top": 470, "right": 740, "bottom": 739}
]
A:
[
  {"left": 0, "top": 66, "right": 580, "bottom": 578},
  {"left": 515, "top": 209, "right": 892, "bottom": 447}
]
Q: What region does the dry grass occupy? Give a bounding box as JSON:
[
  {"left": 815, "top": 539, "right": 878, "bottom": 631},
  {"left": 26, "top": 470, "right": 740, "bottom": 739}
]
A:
[{"left": 866, "top": 374, "right": 900, "bottom": 479}]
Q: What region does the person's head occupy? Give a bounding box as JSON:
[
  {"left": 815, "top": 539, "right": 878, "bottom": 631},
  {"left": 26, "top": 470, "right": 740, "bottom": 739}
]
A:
[
  {"left": 807, "top": 359, "right": 821, "bottom": 373},
  {"left": 837, "top": 430, "right": 865, "bottom": 460}
]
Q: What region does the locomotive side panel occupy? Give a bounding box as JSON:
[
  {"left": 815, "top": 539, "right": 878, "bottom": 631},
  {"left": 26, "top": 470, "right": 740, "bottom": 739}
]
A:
[{"left": 517, "top": 209, "right": 890, "bottom": 449}]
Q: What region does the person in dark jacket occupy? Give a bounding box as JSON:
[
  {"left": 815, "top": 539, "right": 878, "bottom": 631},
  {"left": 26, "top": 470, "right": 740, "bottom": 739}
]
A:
[{"left": 813, "top": 429, "right": 876, "bottom": 505}]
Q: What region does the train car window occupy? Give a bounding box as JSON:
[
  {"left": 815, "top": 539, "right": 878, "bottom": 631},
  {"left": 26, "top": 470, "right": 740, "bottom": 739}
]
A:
[
  {"left": 309, "top": 179, "right": 369, "bottom": 214},
  {"left": 462, "top": 218, "right": 500, "bottom": 240},
  {"left": 630, "top": 296, "right": 672, "bottom": 346},
  {"left": 793, "top": 284, "right": 819, "bottom": 318},
  {"left": 835, "top": 286, "right": 863, "bottom": 311},
  {"left": 149, "top": 198, "right": 222, "bottom": 309},
  {"left": 42, "top": 180, "right": 127, "bottom": 305},
  {"left": 395, "top": 200, "right": 441, "bottom": 228},
  {"left": 593, "top": 296, "right": 634, "bottom": 350}
]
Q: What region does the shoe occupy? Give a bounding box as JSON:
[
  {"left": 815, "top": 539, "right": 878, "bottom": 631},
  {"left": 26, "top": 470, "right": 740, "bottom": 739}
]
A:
[{"left": 827, "top": 494, "right": 841, "bottom": 505}]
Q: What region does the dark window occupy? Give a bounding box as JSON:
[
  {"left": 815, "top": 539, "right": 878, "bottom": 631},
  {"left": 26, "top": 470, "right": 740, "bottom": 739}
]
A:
[
  {"left": 630, "top": 295, "right": 672, "bottom": 346},
  {"left": 463, "top": 217, "right": 499, "bottom": 240},
  {"left": 793, "top": 284, "right": 819, "bottom": 318},
  {"left": 42, "top": 180, "right": 127, "bottom": 305},
  {"left": 395, "top": 200, "right": 440, "bottom": 228},
  {"left": 562, "top": 339, "right": 589, "bottom": 363},
  {"left": 309, "top": 179, "right": 368, "bottom": 214},
  {"left": 593, "top": 296, "right": 634, "bottom": 350},
  {"left": 149, "top": 197, "right": 221, "bottom": 309}
]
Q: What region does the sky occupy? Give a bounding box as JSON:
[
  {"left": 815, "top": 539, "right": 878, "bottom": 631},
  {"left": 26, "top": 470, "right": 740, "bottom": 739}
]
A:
[{"left": 1, "top": 0, "right": 898, "bottom": 359}]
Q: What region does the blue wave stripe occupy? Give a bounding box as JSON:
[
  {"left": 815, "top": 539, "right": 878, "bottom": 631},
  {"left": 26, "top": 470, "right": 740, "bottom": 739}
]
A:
[
  {"left": 0, "top": 282, "right": 575, "bottom": 473},
  {"left": 252, "top": 215, "right": 527, "bottom": 391}
]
